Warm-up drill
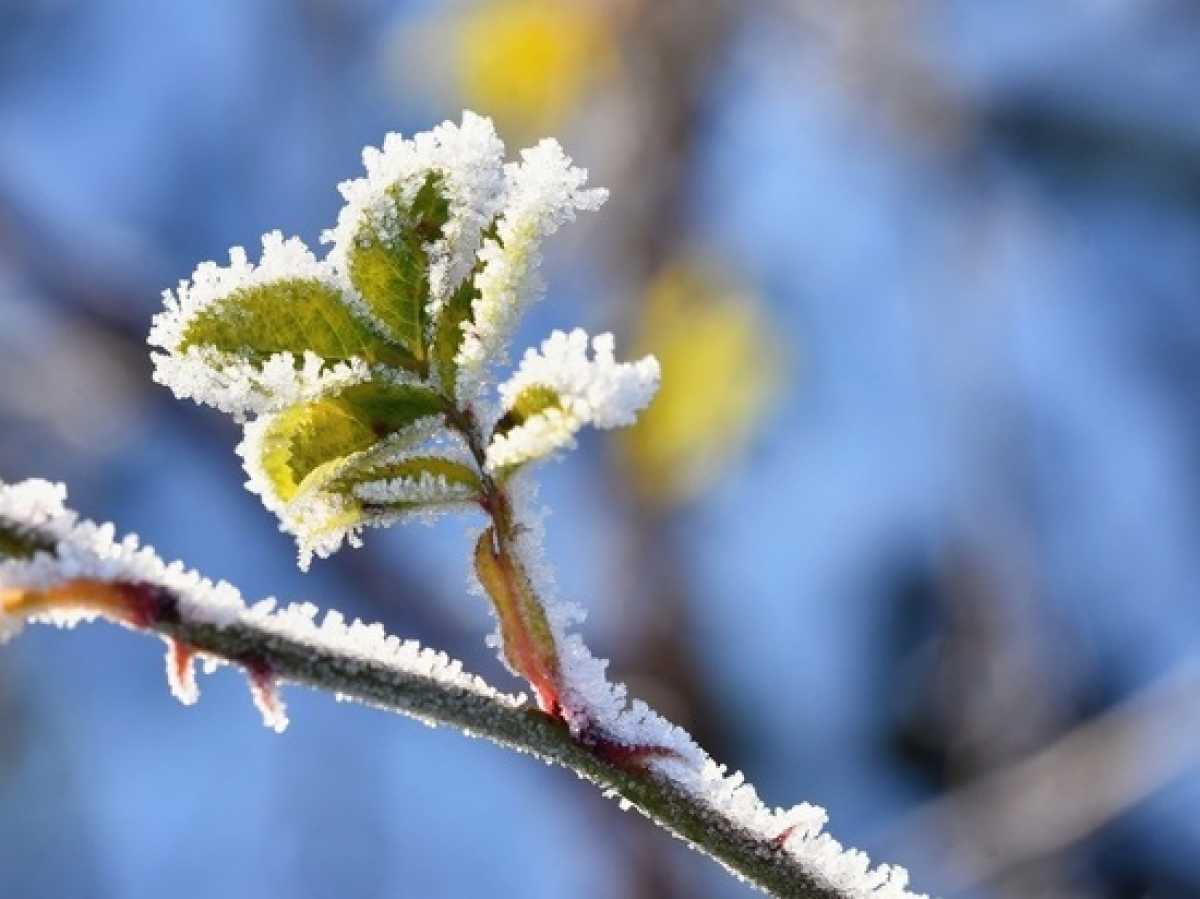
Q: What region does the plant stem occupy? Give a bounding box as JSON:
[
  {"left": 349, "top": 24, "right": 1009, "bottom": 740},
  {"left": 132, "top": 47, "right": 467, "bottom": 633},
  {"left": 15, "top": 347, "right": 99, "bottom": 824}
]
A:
[{"left": 446, "top": 402, "right": 565, "bottom": 715}]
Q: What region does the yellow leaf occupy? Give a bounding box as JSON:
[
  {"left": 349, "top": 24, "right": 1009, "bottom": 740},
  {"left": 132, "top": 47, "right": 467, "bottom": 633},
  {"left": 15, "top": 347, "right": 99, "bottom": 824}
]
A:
[
  {"left": 620, "top": 259, "right": 782, "bottom": 508},
  {"left": 453, "top": 0, "right": 614, "bottom": 136}
]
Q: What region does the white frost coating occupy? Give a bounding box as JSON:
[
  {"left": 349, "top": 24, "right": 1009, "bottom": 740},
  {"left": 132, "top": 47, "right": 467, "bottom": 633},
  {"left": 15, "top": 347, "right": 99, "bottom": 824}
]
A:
[
  {"left": 150, "top": 232, "right": 326, "bottom": 352},
  {"left": 486, "top": 329, "right": 660, "bottom": 471},
  {"left": 353, "top": 471, "right": 478, "bottom": 506},
  {"left": 149, "top": 231, "right": 375, "bottom": 420},
  {"left": 668, "top": 764, "right": 926, "bottom": 899},
  {"left": 0, "top": 479, "right": 244, "bottom": 628},
  {"left": 496, "top": 479, "right": 928, "bottom": 899},
  {"left": 238, "top": 409, "right": 445, "bottom": 518},
  {"left": 0, "top": 479, "right": 520, "bottom": 730},
  {"left": 456, "top": 140, "right": 608, "bottom": 399},
  {"left": 0, "top": 479, "right": 61, "bottom": 643},
  {"left": 153, "top": 348, "right": 372, "bottom": 422},
  {"left": 323, "top": 110, "right": 508, "bottom": 328},
  {"left": 280, "top": 491, "right": 362, "bottom": 574},
  {"left": 494, "top": 478, "right": 695, "bottom": 748}
]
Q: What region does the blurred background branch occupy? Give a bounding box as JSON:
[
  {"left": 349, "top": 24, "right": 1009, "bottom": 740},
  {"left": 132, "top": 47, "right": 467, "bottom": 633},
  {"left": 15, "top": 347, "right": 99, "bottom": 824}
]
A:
[{"left": 892, "top": 661, "right": 1200, "bottom": 892}]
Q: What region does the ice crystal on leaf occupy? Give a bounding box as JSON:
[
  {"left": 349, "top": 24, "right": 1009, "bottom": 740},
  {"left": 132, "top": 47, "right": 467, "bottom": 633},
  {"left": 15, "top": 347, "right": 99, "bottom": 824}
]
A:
[
  {"left": 486, "top": 328, "right": 660, "bottom": 472},
  {"left": 235, "top": 379, "right": 462, "bottom": 570},
  {"left": 455, "top": 139, "right": 608, "bottom": 398},
  {"left": 149, "top": 232, "right": 391, "bottom": 419},
  {"left": 323, "top": 110, "right": 507, "bottom": 344}
]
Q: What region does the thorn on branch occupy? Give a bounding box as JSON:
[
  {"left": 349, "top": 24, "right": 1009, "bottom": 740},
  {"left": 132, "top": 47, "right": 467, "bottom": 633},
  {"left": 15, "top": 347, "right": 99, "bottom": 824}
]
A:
[
  {"left": 165, "top": 639, "right": 199, "bottom": 706},
  {"left": 241, "top": 651, "right": 289, "bottom": 733}
]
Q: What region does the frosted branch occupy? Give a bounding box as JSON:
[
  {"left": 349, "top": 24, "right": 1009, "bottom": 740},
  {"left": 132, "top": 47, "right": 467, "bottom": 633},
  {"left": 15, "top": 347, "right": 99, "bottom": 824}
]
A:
[
  {"left": 9, "top": 586, "right": 880, "bottom": 899},
  {"left": 0, "top": 479, "right": 924, "bottom": 899}
]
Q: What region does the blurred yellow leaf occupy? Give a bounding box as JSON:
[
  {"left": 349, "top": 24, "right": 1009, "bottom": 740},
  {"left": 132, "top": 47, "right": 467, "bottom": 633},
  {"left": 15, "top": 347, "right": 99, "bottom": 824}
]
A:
[
  {"left": 454, "top": 0, "right": 614, "bottom": 136},
  {"left": 621, "top": 260, "right": 781, "bottom": 508}
]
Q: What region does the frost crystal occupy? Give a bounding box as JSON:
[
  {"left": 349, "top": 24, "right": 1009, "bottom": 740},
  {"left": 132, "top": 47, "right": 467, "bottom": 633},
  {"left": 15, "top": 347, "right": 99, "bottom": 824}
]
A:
[
  {"left": 156, "top": 347, "right": 372, "bottom": 423},
  {"left": 323, "top": 110, "right": 507, "bottom": 325},
  {"left": 486, "top": 329, "right": 660, "bottom": 471},
  {"left": 0, "top": 478, "right": 243, "bottom": 629},
  {"left": 456, "top": 141, "right": 608, "bottom": 398},
  {"left": 352, "top": 471, "right": 477, "bottom": 506},
  {"left": 150, "top": 232, "right": 325, "bottom": 354}
]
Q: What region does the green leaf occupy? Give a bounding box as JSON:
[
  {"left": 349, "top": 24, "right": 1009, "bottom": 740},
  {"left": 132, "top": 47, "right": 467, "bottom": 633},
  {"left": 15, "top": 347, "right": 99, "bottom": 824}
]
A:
[
  {"left": 259, "top": 382, "right": 446, "bottom": 503},
  {"left": 179, "top": 278, "right": 416, "bottom": 369},
  {"left": 492, "top": 385, "right": 561, "bottom": 440},
  {"left": 328, "top": 455, "right": 482, "bottom": 500},
  {"left": 298, "top": 455, "right": 480, "bottom": 564},
  {"left": 433, "top": 223, "right": 498, "bottom": 397},
  {"left": 0, "top": 518, "right": 56, "bottom": 561},
  {"left": 347, "top": 173, "right": 450, "bottom": 365},
  {"left": 433, "top": 275, "right": 477, "bottom": 396}
]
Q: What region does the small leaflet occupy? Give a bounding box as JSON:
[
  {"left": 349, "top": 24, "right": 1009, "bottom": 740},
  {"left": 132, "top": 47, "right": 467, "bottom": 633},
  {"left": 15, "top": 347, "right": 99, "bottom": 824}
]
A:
[{"left": 486, "top": 329, "right": 660, "bottom": 471}]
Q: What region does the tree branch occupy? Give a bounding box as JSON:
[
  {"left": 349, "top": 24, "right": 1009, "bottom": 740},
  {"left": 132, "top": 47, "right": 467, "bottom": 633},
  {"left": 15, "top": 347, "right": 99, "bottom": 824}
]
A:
[{"left": 30, "top": 591, "right": 846, "bottom": 899}]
